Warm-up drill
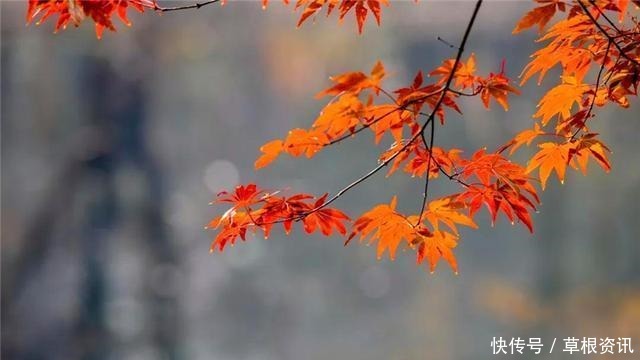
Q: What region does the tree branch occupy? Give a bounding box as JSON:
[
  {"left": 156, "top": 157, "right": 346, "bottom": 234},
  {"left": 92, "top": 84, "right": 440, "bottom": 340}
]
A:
[
  {"left": 578, "top": 0, "right": 640, "bottom": 67},
  {"left": 588, "top": 0, "right": 623, "bottom": 34},
  {"left": 247, "top": 0, "right": 484, "bottom": 229},
  {"left": 571, "top": 38, "right": 613, "bottom": 140},
  {"left": 316, "top": 0, "right": 483, "bottom": 223},
  {"left": 417, "top": 116, "right": 436, "bottom": 225},
  {"left": 415, "top": 0, "right": 483, "bottom": 225}
]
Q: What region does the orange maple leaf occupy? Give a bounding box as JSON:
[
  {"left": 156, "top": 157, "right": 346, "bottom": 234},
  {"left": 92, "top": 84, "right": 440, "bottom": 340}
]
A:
[
  {"left": 430, "top": 54, "right": 478, "bottom": 90},
  {"left": 533, "top": 76, "right": 589, "bottom": 125},
  {"left": 422, "top": 197, "right": 478, "bottom": 235},
  {"left": 415, "top": 230, "right": 459, "bottom": 274},
  {"left": 295, "top": 0, "right": 390, "bottom": 34},
  {"left": 312, "top": 93, "right": 364, "bottom": 139},
  {"left": 405, "top": 146, "right": 461, "bottom": 178},
  {"left": 479, "top": 69, "right": 521, "bottom": 111},
  {"left": 26, "top": 0, "right": 155, "bottom": 38},
  {"left": 284, "top": 128, "right": 329, "bottom": 157},
  {"left": 208, "top": 211, "right": 253, "bottom": 252},
  {"left": 456, "top": 183, "right": 537, "bottom": 233},
  {"left": 347, "top": 196, "right": 417, "bottom": 261},
  {"left": 512, "top": 0, "right": 563, "bottom": 34},
  {"left": 302, "top": 194, "right": 350, "bottom": 236},
  {"left": 498, "top": 123, "right": 545, "bottom": 155},
  {"left": 526, "top": 141, "right": 573, "bottom": 189},
  {"left": 317, "top": 60, "right": 386, "bottom": 97},
  {"left": 569, "top": 134, "right": 612, "bottom": 175},
  {"left": 255, "top": 140, "right": 284, "bottom": 169},
  {"left": 365, "top": 104, "right": 416, "bottom": 143},
  {"left": 518, "top": 13, "right": 594, "bottom": 85}
]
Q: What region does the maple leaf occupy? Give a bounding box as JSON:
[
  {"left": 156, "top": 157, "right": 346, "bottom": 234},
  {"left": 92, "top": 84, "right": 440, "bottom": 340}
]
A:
[
  {"left": 615, "top": 0, "right": 631, "bottom": 22},
  {"left": 258, "top": 193, "right": 315, "bottom": 236},
  {"left": 348, "top": 198, "right": 464, "bottom": 274},
  {"left": 456, "top": 183, "right": 537, "bottom": 233},
  {"left": 347, "top": 196, "right": 417, "bottom": 260},
  {"left": 317, "top": 60, "right": 385, "bottom": 97},
  {"left": 27, "top": 0, "right": 155, "bottom": 38},
  {"left": 458, "top": 149, "right": 533, "bottom": 188},
  {"left": 498, "top": 123, "right": 545, "bottom": 155},
  {"left": 512, "top": 0, "right": 562, "bottom": 34},
  {"left": 379, "top": 140, "right": 417, "bottom": 177},
  {"left": 295, "top": 0, "right": 390, "bottom": 34},
  {"left": 415, "top": 230, "right": 459, "bottom": 274},
  {"left": 555, "top": 109, "right": 589, "bottom": 135},
  {"left": 379, "top": 141, "right": 462, "bottom": 179},
  {"left": 311, "top": 93, "right": 364, "bottom": 139},
  {"left": 208, "top": 210, "right": 253, "bottom": 252},
  {"left": 422, "top": 197, "right": 478, "bottom": 235},
  {"left": 302, "top": 194, "right": 350, "bottom": 235},
  {"left": 283, "top": 128, "right": 330, "bottom": 158},
  {"left": 607, "top": 66, "right": 639, "bottom": 106},
  {"left": 533, "top": 76, "right": 589, "bottom": 125},
  {"left": 478, "top": 66, "right": 521, "bottom": 111},
  {"left": 568, "top": 134, "right": 612, "bottom": 175},
  {"left": 210, "top": 187, "right": 350, "bottom": 250},
  {"left": 405, "top": 146, "right": 461, "bottom": 178},
  {"left": 364, "top": 104, "right": 416, "bottom": 143},
  {"left": 393, "top": 80, "right": 454, "bottom": 123},
  {"left": 519, "top": 14, "right": 594, "bottom": 85},
  {"left": 394, "top": 71, "right": 430, "bottom": 105},
  {"left": 255, "top": 140, "right": 284, "bottom": 169},
  {"left": 214, "top": 184, "right": 274, "bottom": 225},
  {"left": 216, "top": 184, "right": 266, "bottom": 208},
  {"left": 430, "top": 54, "right": 478, "bottom": 90},
  {"left": 453, "top": 150, "right": 539, "bottom": 232},
  {"left": 526, "top": 141, "right": 573, "bottom": 189}
]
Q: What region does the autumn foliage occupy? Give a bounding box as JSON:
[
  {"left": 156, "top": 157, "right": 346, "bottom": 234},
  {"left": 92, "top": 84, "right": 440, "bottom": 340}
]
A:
[{"left": 28, "top": 0, "right": 640, "bottom": 274}]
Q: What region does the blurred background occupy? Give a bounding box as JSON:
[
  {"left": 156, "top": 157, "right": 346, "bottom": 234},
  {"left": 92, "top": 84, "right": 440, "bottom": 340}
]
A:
[{"left": 2, "top": 1, "right": 639, "bottom": 359}]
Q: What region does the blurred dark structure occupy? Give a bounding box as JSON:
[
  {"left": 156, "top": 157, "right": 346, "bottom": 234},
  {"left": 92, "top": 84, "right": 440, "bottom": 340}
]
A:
[{"left": 2, "top": 55, "right": 180, "bottom": 359}]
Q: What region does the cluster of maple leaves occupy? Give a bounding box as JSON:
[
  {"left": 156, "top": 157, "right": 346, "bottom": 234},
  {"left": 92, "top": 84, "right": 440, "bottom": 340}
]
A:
[
  {"left": 26, "top": 0, "right": 388, "bottom": 38},
  {"left": 505, "top": 0, "right": 640, "bottom": 189},
  {"left": 26, "top": 0, "right": 156, "bottom": 38},
  {"left": 233, "top": 55, "right": 539, "bottom": 274},
  {"left": 28, "top": 0, "right": 639, "bottom": 274}
]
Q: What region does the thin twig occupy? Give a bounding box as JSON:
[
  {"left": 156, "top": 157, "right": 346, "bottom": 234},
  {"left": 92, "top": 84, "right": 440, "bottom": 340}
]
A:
[
  {"left": 254, "top": 120, "right": 433, "bottom": 227},
  {"left": 437, "top": 36, "right": 459, "bottom": 50},
  {"left": 154, "top": 0, "right": 221, "bottom": 12},
  {"left": 612, "top": 31, "right": 640, "bottom": 39},
  {"left": 588, "top": 0, "right": 623, "bottom": 34},
  {"left": 420, "top": 135, "right": 470, "bottom": 187},
  {"left": 449, "top": 88, "right": 482, "bottom": 97},
  {"left": 417, "top": 117, "right": 436, "bottom": 225},
  {"left": 326, "top": 88, "right": 444, "bottom": 146},
  {"left": 304, "top": 121, "right": 429, "bottom": 214}
]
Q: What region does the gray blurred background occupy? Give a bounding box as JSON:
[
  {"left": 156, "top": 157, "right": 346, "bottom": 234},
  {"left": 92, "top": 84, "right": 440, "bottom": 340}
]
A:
[{"left": 2, "top": 1, "right": 639, "bottom": 359}]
